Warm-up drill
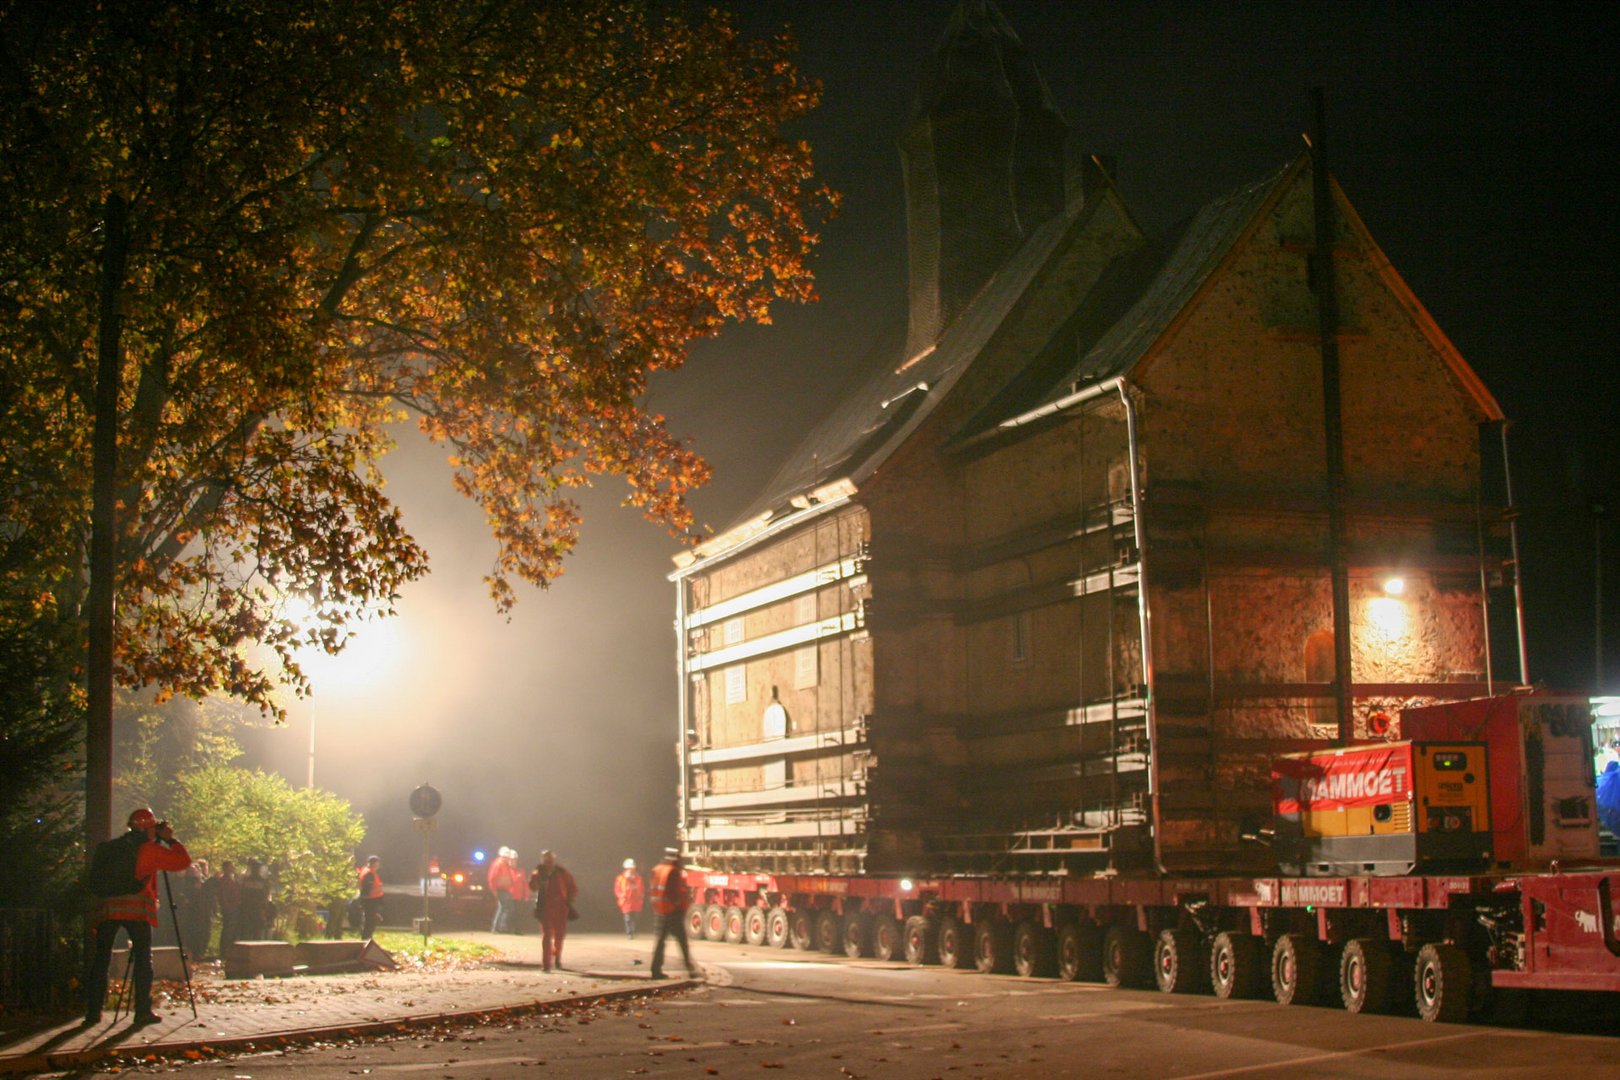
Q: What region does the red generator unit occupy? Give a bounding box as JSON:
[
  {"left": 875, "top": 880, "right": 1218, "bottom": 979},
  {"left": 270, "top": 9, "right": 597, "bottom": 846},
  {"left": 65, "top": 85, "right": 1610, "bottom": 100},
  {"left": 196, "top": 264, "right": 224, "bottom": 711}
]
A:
[{"left": 1402, "top": 694, "right": 1599, "bottom": 868}]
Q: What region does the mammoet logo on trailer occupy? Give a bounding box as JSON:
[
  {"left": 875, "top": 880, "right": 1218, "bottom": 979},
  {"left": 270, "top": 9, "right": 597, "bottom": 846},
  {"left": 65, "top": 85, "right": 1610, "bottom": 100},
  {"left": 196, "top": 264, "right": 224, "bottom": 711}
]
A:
[{"left": 1273, "top": 745, "right": 1411, "bottom": 814}]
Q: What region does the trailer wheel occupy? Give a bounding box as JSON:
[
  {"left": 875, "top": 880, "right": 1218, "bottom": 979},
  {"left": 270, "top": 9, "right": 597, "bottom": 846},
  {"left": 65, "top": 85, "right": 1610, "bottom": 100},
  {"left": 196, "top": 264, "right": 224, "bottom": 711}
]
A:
[
  {"left": 685, "top": 904, "right": 706, "bottom": 942},
  {"left": 703, "top": 903, "right": 727, "bottom": 942},
  {"left": 904, "top": 915, "right": 938, "bottom": 965},
  {"left": 872, "top": 915, "right": 903, "bottom": 961},
  {"left": 1103, "top": 926, "right": 1152, "bottom": 988},
  {"left": 1339, "top": 938, "right": 1397, "bottom": 1014},
  {"left": 937, "top": 916, "right": 974, "bottom": 969},
  {"left": 723, "top": 906, "right": 746, "bottom": 945},
  {"left": 789, "top": 909, "right": 814, "bottom": 951},
  {"left": 814, "top": 910, "right": 843, "bottom": 954},
  {"left": 1155, "top": 929, "right": 1209, "bottom": 994},
  {"left": 744, "top": 906, "right": 768, "bottom": 946},
  {"left": 1271, "top": 933, "right": 1326, "bottom": 1006},
  {"left": 1210, "top": 932, "right": 1265, "bottom": 1000},
  {"left": 765, "top": 906, "right": 791, "bottom": 949},
  {"left": 1413, "top": 943, "right": 1472, "bottom": 1023},
  {"left": 1013, "top": 921, "right": 1056, "bottom": 978},
  {"left": 1057, "top": 921, "right": 1103, "bottom": 982},
  {"left": 843, "top": 913, "right": 873, "bottom": 958},
  {"left": 975, "top": 919, "right": 1013, "bottom": 974}
]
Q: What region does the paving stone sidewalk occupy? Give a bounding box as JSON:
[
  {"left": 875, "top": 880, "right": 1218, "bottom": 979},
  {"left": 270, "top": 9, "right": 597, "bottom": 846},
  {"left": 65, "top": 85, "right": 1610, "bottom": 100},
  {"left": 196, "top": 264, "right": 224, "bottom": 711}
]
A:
[{"left": 0, "top": 931, "right": 692, "bottom": 1075}]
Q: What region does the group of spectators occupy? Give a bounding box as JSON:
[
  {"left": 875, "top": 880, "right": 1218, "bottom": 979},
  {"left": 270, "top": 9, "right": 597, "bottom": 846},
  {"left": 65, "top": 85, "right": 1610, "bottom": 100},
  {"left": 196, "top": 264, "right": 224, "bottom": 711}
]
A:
[{"left": 154, "top": 856, "right": 276, "bottom": 957}]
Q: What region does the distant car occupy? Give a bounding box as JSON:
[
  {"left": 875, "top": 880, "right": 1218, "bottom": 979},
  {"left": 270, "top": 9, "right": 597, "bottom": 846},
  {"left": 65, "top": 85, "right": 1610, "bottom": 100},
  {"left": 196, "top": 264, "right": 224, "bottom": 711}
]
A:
[{"left": 437, "top": 863, "right": 498, "bottom": 927}]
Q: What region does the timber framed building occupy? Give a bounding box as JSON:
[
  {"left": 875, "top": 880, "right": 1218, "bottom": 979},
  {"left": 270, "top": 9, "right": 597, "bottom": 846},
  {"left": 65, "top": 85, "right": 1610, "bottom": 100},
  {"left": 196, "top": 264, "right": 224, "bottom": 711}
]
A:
[{"left": 669, "top": 0, "right": 1523, "bottom": 877}]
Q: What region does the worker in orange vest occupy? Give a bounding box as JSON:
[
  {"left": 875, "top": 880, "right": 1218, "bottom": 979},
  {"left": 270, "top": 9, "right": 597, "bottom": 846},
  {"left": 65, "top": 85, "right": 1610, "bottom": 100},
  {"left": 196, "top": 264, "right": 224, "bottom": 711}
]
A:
[
  {"left": 356, "top": 855, "right": 385, "bottom": 940},
  {"left": 613, "top": 858, "right": 645, "bottom": 939},
  {"left": 83, "top": 808, "right": 193, "bottom": 1027},
  {"left": 648, "top": 847, "right": 699, "bottom": 980}
]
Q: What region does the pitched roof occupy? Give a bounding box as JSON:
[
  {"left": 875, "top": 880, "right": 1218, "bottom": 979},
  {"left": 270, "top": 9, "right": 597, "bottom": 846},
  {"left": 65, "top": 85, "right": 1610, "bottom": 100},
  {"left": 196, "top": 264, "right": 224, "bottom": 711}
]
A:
[{"left": 717, "top": 196, "right": 1090, "bottom": 533}]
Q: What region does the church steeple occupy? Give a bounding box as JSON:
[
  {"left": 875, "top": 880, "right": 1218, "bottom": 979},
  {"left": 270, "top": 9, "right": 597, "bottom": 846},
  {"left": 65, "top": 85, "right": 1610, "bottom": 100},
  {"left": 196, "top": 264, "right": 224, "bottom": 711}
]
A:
[{"left": 900, "top": 0, "right": 1068, "bottom": 358}]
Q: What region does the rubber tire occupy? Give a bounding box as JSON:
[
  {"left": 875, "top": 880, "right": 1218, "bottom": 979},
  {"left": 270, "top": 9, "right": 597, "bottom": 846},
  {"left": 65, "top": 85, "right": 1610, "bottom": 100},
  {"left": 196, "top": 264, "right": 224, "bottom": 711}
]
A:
[
  {"left": 789, "top": 909, "right": 814, "bottom": 951},
  {"left": 1057, "top": 922, "right": 1103, "bottom": 982},
  {"left": 702, "top": 903, "right": 727, "bottom": 942},
  {"left": 1103, "top": 926, "right": 1152, "bottom": 989},
  {"left": 1413, "top": 943, "right": 1472, "bottom": 1023},
  {"left": 1271, "top": 933, "right": 1326, "bottom": 1006},
  {"left": 723, "top": 905, "right": 746, "bottom": 945},
  {"left": 1155, "top": 928, "right": 1209, "bottom": 994},
  {"left": 937, "top": 916, "right": 974, "bottom": 970},
  {"left": 685, "top": 904, "right": 706, "bottom": 943},
  {"left": 975, "top": 919, "right": 1013, "bottom": 974},
  {"left": 1210, "top": 932, "right": 1265, "bottom": 1000},
  {"left": 743, "top": 906, "right": 768, "bottom": 947},
  {"left": 1340, "top": 937, "right": 1396, "bottom": 1014},
  {"left": 904, "top": 915, "right": 938, "bottom": 966},
  {"left": 1013, "top": 921, "right": 1056, "bottom": 979},
  {"left": 765, "top": 906, "right": 791, "bottom": 949},
  {"left": 814, "top": 910, "right": 843, "bottom": 954},
  {"left": 843, "top": 913, "right": 873, "bottom": 958},
  {"left": 872, "top": 915, "right": 903, "bottom": 961}
]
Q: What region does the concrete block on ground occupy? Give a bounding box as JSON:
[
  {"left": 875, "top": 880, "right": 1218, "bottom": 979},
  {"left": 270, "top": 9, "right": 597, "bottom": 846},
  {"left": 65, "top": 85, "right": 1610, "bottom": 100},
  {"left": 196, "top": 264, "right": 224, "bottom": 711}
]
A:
[
  {"left": 225, "top": 940, "right": 296, "bottom": 979},
  {"left": 293, "top": 938, "right": 398, "bottom": 973},
  {"left": 107, "top": 945, "right": 190, "bottom": 982}
]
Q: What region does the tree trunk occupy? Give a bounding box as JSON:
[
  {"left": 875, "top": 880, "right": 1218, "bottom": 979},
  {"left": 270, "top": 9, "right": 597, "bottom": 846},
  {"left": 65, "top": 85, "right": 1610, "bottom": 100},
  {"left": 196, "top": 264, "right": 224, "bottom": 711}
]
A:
[{"left": 87, "top": 193, "right": 129, "bottom": 847}]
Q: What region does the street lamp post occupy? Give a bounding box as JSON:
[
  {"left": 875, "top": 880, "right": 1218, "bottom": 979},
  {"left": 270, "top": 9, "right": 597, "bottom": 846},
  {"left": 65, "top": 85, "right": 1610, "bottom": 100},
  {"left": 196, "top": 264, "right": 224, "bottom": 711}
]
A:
[{"left": 307, "top": 696, "right": 317, "bottom": 789}]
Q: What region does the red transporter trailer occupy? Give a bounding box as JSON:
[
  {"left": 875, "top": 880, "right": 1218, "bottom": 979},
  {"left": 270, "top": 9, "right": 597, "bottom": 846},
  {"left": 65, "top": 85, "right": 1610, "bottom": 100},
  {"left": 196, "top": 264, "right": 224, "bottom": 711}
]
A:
[
  {"left": 677, "top": 696, "right": 1620, "bottom": 1023},
  {"left": 681, "top": 865, "right": 1620, "bottom": 1023}
]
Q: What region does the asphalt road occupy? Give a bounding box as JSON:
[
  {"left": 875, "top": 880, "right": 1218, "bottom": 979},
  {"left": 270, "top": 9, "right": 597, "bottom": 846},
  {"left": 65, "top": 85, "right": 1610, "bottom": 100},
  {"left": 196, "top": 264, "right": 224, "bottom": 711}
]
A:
[{"left": 80, "top": 940, "right": 1616, "bottom": 1079}]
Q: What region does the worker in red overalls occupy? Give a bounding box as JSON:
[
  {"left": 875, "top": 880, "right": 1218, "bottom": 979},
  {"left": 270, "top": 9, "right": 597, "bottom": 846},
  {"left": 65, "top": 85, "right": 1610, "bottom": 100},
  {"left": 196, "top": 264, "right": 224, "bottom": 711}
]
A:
[
  {"left": 648, "top": 847, "right": 699, "bottom": 980},
  {"left": 613, "top": 858, "right": 645, "bottom": 939},
  {"left": 528, "top": 850, "right": 578, "bottom": 972},
  {"left": 356, "top": 855, "right": 385, "bottom": 940},
  {"left": 83, "top": 808, "right": 192, "bottom": 1027}
]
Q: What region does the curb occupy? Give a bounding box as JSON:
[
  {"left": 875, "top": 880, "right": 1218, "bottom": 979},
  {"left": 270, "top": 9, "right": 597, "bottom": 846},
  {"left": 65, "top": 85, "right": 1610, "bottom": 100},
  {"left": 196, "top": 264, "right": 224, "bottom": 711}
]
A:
[{"left": 0, "top": 977, "right": 697, "bottom": 1076}]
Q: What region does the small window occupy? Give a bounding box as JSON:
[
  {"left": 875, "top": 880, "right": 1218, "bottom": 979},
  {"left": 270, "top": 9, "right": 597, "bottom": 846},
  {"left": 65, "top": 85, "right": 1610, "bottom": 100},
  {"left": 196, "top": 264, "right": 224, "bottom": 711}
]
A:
[
  {"left": 723, "top": 617, "right": 744, "bottom": 646},
  {"left": 795, "top": 593, "right": 817, "bottom": 626},
  {"left": 1009, "top": 610, "right": 1032, "bottom": 664},
  {"left": 1305, "top": 630, "right": 1335, "bottom": 683},
  {"left": 724, "top": 665, "right": 746, "bottom": 705},
  {"left": 794, "top": 645, "right": 818, "bottom": 690}
]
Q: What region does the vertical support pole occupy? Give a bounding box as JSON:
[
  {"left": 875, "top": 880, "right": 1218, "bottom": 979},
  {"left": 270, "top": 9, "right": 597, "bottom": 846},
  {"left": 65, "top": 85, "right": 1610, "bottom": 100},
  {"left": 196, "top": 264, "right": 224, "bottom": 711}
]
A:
[
  {"left": 1498, "top": 422, "right": 1530, "bottom": 684},
  {"left": 675, "top": 572, "right": 690, "bottom": 851},
  {"left": 1309, "top": 90, "right": 1354, "bottom": 745},
  {"left": 87, "top": 192, "right": 130, "bottom": 848}
]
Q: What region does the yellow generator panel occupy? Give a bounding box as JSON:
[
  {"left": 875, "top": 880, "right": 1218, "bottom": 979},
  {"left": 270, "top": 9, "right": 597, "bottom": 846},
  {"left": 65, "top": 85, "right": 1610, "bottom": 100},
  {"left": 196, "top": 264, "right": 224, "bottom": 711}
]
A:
[{"left": 1271, "top": 740, "right": 1492, "bottom": 876}]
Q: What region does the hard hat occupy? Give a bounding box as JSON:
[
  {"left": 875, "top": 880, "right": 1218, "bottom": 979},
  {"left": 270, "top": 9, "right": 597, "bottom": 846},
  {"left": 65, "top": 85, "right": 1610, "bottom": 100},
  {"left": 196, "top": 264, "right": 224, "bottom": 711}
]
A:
[
  {"left": 623, "top": 858, "right": 636, "bottom": 869},
  {"left": 499, "top": 846, "right": 515, "bottom": 858},
  {"left": 366, "top": 854, "right": 380, "bottom": 864},
  {"left": 663, "top": 846, "right": 680, "bottom": 858},
  {"left": 127, "top": 807, "right": 158, "bottom": 830}
]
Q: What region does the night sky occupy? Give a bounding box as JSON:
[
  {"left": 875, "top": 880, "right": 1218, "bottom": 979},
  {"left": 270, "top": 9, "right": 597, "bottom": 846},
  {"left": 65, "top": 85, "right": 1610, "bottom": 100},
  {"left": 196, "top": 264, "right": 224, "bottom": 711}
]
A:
[{"left": 237, "top": 1, "right": 1617, "bottom": 919}]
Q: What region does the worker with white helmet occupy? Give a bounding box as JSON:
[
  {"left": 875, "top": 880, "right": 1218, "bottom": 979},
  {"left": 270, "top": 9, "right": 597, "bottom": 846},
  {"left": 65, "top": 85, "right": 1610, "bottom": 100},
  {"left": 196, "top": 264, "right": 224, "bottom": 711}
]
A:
[{"left": 613, "top": 857, "right": 645, "bottom": 938}]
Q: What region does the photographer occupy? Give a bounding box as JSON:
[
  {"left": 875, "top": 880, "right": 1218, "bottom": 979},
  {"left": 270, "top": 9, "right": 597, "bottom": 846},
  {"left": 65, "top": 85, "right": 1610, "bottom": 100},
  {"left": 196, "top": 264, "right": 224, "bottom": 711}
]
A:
[{"left": 82, "top": 808, "right": 192, "bottom": 1027}]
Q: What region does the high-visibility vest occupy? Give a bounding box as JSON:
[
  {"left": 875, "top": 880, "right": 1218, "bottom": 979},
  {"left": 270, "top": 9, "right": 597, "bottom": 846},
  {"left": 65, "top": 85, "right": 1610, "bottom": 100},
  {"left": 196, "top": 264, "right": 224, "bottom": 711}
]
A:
[{"left": 649, "top": 862, "right": 686, "bottom": 915}]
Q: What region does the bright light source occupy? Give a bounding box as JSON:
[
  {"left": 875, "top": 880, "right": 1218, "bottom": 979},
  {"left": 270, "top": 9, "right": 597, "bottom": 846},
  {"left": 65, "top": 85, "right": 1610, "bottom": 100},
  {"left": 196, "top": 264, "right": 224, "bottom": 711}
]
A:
[
  {"left": 452, "top": 873, "right": 465, "bottom": 884},
  {"left": 899, "top": 878, "right": 914, "bottom": 892},
  {"left": 1593, "top": 698, "right": 1620, "bottom": 718},
  {"left": 472, "top": 849, "right": 487, "bottom": 863},
  {"left": 1382, "top": 577, "right": 1406, "bottom": 596},
  {"left": 1367, "top": 597, "right": 1409, "bottom": 639}
]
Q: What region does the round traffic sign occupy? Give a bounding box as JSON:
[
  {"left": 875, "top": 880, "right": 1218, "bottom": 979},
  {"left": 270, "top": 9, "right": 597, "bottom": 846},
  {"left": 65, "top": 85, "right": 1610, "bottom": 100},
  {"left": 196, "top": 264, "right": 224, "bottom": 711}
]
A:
[{"left": 409, "top": 783, "right": 443, "bottom": 819}]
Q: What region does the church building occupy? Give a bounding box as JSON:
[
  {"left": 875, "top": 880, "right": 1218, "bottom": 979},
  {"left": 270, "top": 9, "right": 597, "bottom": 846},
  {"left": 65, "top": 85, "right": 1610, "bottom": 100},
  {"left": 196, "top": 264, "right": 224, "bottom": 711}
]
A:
[{"left": 669, "top": 0, "right": 1520, "bottom": 877}]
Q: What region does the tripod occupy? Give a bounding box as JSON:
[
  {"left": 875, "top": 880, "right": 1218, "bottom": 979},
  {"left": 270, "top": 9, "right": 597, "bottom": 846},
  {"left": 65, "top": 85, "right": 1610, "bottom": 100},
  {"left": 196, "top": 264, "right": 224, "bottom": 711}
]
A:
[{"left": 109, "top": 872, "right": 199, "bottom": 1022}]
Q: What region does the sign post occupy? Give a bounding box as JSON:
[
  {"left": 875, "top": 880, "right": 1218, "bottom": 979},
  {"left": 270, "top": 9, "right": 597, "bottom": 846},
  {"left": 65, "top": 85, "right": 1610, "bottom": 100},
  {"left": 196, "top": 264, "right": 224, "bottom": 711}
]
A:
[{"left": 410, "top": 784, "right": 442, "bottom": 945}]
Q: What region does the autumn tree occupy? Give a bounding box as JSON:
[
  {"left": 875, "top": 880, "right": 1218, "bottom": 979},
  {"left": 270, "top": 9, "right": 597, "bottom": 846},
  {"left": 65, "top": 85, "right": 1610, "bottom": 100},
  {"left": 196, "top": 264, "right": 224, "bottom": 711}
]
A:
[{"left": 0, "top": 0, "right": 833, "bottom": 843}]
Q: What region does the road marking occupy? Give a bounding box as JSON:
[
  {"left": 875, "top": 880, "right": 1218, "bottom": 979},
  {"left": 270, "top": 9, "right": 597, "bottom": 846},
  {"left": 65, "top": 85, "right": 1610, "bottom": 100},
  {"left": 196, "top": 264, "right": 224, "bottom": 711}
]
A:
[
  {"left": 376, "top": 1057, "right": 539, "bottom": 1072},
  {"left": 1168, "top": 1029, "right": 1491, "bottom": 1079}
]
